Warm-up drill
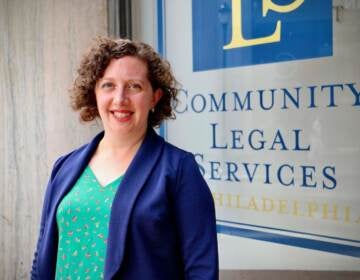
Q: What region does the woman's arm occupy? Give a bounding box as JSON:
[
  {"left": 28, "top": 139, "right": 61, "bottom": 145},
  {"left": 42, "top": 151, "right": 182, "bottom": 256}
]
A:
[
  {"left": 30, "top": 156, "right": 64, "bottom": 279},
  {"left": 173, "top": 153, "right": 219, "bottom": 280}
]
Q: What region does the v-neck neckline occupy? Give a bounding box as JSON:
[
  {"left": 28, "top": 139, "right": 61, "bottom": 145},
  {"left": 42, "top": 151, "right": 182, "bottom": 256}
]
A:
[{"left": 86, "top": 166, "right": 124, "bottom": 188}]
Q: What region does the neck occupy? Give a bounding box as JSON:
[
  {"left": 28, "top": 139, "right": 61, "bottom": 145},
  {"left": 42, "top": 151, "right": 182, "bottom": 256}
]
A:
[{"left": 99, "top": 128, "right": 148, "bottom": 157}]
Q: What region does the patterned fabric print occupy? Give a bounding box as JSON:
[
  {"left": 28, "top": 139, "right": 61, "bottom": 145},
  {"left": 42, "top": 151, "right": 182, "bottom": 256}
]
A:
[{"left": 55, "top": 166, "right": 123, "bottom": 280}]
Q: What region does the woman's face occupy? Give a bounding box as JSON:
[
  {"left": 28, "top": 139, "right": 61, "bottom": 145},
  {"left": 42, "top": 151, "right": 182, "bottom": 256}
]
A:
[{"left": 95, "top": 56, "right": 162, "bottom": 139}]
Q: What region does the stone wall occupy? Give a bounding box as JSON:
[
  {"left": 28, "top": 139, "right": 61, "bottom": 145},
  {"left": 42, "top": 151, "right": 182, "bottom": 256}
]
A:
[{"left": 0, "top": 0, "right": 106, "bottom": 278}]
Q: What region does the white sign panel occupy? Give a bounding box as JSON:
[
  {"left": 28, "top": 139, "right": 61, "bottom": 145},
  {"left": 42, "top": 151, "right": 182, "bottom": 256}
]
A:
[{"left": 159, "top": 0, "right": 360, "bottom": 270}]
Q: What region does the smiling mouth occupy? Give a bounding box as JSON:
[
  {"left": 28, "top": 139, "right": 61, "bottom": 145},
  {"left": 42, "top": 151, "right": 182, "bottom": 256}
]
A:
[{"left": 111, "top": 110, "right": 133, "bottom": 121}]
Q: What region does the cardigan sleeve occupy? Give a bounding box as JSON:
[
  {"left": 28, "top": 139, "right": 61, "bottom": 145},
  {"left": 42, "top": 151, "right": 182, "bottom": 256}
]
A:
[
  {"left": 30, "top": 156, "right": 64, "bottom": 279},
  {"left": 173, "top": 153, "right": 219, "bottom": 280}
]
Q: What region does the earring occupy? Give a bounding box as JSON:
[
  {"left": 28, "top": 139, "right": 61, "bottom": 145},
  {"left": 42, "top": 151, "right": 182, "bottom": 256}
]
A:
[{"left": 151, "top": 108, "right": 155, "bottom": 113}]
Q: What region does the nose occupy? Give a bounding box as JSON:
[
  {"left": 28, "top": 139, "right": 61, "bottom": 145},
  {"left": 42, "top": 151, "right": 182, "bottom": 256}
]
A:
[{"left": 113, "top": 87, "right": 129, "bottom": 104}]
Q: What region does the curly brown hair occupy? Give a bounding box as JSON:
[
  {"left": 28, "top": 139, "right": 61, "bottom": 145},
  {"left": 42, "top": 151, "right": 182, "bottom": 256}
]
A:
[{"left": 70, "top": 37, "right": 178, "bottom": 127}]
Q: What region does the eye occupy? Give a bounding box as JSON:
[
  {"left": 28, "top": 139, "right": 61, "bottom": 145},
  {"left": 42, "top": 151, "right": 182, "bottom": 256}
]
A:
[
  {"left": 127, "top": 82, "right": 142, "bottom": 93},
  {"left": 100, "top": 82, "right": 114, "bottom": 89}
]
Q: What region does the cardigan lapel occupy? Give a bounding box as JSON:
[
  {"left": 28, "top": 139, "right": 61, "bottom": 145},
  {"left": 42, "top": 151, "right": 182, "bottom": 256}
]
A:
[
  {"left": 41, "top": 131, "right": 104, "bottom": 278},
  {"left": 104, "top": 128, "right": 165, "bottom": 279},
  {"left": 49, "top": 132, "right": 104, "bottom": 217}
]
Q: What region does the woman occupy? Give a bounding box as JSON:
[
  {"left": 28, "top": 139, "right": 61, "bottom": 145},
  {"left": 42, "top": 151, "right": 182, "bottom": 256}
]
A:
[{"left": 31, "top": 37, "right": 218, "bottom": 280}]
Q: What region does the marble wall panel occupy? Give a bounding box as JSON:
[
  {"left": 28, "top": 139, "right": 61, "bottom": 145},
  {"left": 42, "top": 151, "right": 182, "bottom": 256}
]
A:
[{"left": 0, "top": 0, "right": 106, "bottom": 278}]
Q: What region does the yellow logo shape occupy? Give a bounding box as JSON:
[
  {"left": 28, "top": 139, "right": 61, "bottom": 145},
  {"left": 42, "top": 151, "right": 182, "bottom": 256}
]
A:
[{"left": 224, "top": 0, "right": 304, "bottom": 49}]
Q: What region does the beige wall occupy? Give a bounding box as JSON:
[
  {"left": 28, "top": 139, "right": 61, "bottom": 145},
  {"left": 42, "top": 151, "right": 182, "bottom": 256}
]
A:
[{"left": 0, "top": 0, "right": 106, "bottom": 278}]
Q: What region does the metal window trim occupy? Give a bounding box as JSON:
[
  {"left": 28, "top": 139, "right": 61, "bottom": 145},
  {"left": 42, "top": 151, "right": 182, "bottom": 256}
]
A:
[{"left": 107, "top": 0, "right": 132, "bottom": 38}]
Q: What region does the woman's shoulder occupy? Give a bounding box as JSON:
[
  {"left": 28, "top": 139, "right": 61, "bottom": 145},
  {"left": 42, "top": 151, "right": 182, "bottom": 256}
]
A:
[
  {"left": 48, "top": 148, "right": 81, "bottom": 180},
  {"left": 159, "top": 139, "right": 200, "bottom": 175},
  {"left": 162, "top": 139, "right": 194, "bottom": 160},
  {"left": 52, "top": 142, "right": 89, "bottom": 166},
  {"left": 51, "top": 131, "right": 104, "bottom": 169},
  {"left": 49, "top": 133, "right": 102, "bottom": 178}
]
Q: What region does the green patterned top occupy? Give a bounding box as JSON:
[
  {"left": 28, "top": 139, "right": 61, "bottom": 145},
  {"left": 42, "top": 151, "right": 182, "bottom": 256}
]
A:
[{"left": 55, "top": 166, "right": 123, "bottom": 280}]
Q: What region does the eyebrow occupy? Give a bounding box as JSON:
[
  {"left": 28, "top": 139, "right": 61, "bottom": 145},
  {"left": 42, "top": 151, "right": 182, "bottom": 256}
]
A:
[
  {"left": 99, "top": 77, "right": 146, "bottom": 83},
  {"left": 98, "top": 77, "right": 114, "bottom": 82}
]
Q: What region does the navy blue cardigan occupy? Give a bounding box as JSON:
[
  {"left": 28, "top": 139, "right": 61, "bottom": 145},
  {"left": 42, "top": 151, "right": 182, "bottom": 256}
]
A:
[{"left": 31, "top": 128, "right": 218, "bottom": 279}]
